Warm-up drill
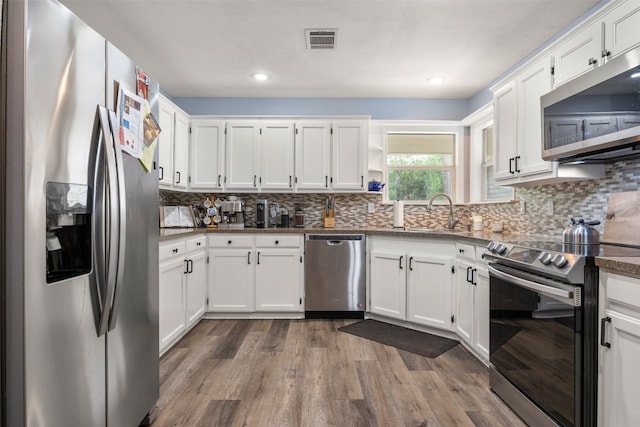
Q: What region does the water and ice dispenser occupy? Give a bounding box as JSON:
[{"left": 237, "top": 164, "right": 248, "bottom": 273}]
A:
[{"left": 45, "top": 182, "right": 92, "bottom": 283}]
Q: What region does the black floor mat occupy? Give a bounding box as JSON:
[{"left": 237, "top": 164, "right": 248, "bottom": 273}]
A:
[{"left": 338, "top": 319, "right": 458, "bottom": 358}]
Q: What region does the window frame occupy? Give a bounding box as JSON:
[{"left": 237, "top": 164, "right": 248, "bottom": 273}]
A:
[
  {"left": 381, "top": 123, "right": 465, "bottom": 205},
  {"left": 467, "top": 105, "right": 514, "bottom": 203}
]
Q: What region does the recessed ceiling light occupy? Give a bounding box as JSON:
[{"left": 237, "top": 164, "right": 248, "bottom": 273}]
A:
[
  {"left": 252, "top": 73, "right": 271, "bottom": 81},
  {"left": 428, "top": 76, "right": 444, "bottom": 85}
]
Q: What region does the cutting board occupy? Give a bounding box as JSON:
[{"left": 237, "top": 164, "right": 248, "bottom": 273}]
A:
[{"left": 603, "top": 192, "right": 640, "bottom": 245}]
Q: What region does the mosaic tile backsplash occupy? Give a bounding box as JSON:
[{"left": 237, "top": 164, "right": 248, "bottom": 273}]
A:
[{"left": 160, "top": 159, "right": 640, "bottom": 238}]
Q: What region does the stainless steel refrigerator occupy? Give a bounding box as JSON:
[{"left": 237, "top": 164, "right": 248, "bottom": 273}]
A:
[{"left": 1, "top": 0, "right": 160, "bottom": 426}]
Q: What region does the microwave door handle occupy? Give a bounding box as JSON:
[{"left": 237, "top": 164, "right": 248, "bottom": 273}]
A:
[
  {"left": 95, "top": 106, "right": 120, "bottom": 337},
  {"left": 488, "top": 265, "right": 578, "bottom": 306},
  {"left": 107, "top": 110, "right": 127, "bottom": 331}
]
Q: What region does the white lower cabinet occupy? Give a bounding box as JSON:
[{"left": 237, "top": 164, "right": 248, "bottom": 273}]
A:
[
  {"left": 454, "top": 243, "right": 490, "bottom": 361},
  {"left": 370, "top": 250, "right": 407, "bottom": 320},
  {"left": 159, "top": 235, "right": 207, "bottom": 355},
  {"left": 407, "top": 254, "right": 454, "bottom": 330},
  {"left": 598, "top": 271, "right": 640, "bottom": 426},
  {"left": 255, "top": 248, "right": 303, "bottom": 312},
  {"left": 159, "top": 255, "right": 186, "bottom": 354},
  {"left": 369, "top": 237, "right": 455, "bottom": 329},
  {"left": 207, "top": 234, "right": 303, "bottom": 314},
  {"left": 208, "top": 248, "right": 255, "bottom": 312}
]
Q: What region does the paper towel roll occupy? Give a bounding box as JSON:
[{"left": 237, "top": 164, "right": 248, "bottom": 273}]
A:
[{"left": 393, "top": 201, "right": 404, "bottom": 228}]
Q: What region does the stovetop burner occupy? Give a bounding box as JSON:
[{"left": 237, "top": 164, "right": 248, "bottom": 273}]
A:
[{"left": 484, "top": 239, "right": 640, "bottom": 284}]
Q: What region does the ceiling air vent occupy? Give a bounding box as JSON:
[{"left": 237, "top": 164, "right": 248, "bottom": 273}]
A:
[{"left": 305, "top": 29, "right": 337, "bottom": 50}]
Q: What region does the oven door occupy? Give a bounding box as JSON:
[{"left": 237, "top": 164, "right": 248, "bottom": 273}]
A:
[{"left": 489, "top": 263, "right": 582, "bottom": 427}]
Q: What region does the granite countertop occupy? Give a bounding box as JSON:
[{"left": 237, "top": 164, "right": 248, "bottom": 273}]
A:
[{"left": 159, "top": 226, "right": 640, "bottom": 277}]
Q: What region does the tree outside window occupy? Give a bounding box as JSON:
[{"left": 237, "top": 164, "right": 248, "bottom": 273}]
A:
[{"left": 386, "top": 133, "right": 455, "bottom": 202}]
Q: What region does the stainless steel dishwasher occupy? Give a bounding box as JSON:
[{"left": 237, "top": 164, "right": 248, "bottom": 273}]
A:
[{"left": 304, "top": 234, "right": 366, "bottom": 318}]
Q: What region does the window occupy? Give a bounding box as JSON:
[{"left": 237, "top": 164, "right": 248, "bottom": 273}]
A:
[
  {"left": 386, "top": 133, "right": 455, "bottom": 202},
  {"left": 481, "top": 126, "right": 512, "bottom": 201}
]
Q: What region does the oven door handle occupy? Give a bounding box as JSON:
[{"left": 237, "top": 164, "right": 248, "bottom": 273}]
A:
[{"left": 488, "top": 265, "right": 580, "bottom": 306}]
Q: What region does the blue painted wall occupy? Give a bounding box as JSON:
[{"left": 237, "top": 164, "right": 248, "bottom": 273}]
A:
[{"left": 174, "top": 97, "right": 469, "bottom": 121}]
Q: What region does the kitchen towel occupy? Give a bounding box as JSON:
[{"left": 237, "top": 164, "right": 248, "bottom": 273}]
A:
[{"left": 393, "top": 200, "right": 404, "bottom": 228}]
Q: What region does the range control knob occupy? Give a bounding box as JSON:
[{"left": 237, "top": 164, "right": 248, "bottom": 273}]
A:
[
  {"left": 495, "top": 244, "right": 507, "bottom": 255},
  {"left": 540, "top": 252, "right": 553, "bottom": 265},
  {"left": 487, "top": 242, "right": 497, "bottom": 252},
  {"left": 553, "top": 255, "right": 568, "bottom": 268}
]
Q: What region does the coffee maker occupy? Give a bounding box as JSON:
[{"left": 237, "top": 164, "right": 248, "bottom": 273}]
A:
[
  {"left": 218, "top": 197, "right": 245, "bottom": 229},
  {"left": 256, "top": 199, "right": 268, "bottom": 228}
]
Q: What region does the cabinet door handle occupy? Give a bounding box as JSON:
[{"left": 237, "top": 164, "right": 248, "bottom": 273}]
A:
[
  {"left": 459, "top": 248, "right": 464, "bottom": 254},
  {"left": 325, "top": 176, "right": 328, "bottom": 188},
  {"left": 275, "top": 240, "right": 279, "bottom": 245},
  {"left": 289, "top": 176, "right": 292, "bottom": 188},
  {"left": 588, "top": 57, "right": 598, "bottom": 66},
  {"left": 188, "top": 259, "right": 193, "bottom": 274},
  {"left": 409, "top": 256, "right": 413, "bottom": 271},
  {"left": 184, "top": 259, "right": 189, "bottom": 274},
  {"left": 509, "top": 158, "right": 515, "bottom": 174},
  {"left": 247, "top": 251, "right": 251, "bottom": 265},
  {"left": 228, "top": 240, "right": 232, "bottom": 245},
  {"left": 253, "top": 175, "right": 257, "bottom": 187},
  {"left": 515, "top": 156, "right": 521, "bottom": 173},
  {"left": 601, "top": 49, "right": 611, "bottom": 58},
  {"left": 217, "top": 174, "right": 221, "bottom": 187},
  {"left": 176, "top": 171, "right": 181, "bottom": 184},
  {"left": 361, "top": 176, "right": 364, "bottom": 187},
  {"left": 600, "top": 316, "right": 612, "bottom": 348},
  {"left": 257, "top": 251, "right": 261, "bottom": 265},
  {"left": 399, "top": 255, "right": 404, "bottom": 270},
  {"left": 472, "top": 268, "right": 477, "bottom": 286},
  {"left": 466, "top": 266, "right": 472, "bottom": 283},
  {"left": 159, "top": 166, "right": 164, "bottom": 181}
]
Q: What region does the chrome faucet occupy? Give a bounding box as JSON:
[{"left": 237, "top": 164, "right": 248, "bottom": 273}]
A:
[{"left": 427, "top": 193, "right": 459, "bottom": 230}]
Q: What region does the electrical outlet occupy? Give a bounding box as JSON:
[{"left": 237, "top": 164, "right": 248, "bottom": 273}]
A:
[
  {"left": 546, "top": 200, "right": 554, "bottom": 216},
  {"left": 520, "top": 200, "right": 526, "bottom": 214},
  {"left": 367, "top": 202, "right": 375, "bottom": 214}
]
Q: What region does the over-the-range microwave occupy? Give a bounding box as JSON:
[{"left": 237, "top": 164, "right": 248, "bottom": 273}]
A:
[{"left": 541, "top": 45, "right": 640, "bottom": 164}]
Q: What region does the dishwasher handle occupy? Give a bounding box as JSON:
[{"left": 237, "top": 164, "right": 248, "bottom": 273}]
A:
[{"left": 327, "top": 240, "right": 343, "bottom": 245}]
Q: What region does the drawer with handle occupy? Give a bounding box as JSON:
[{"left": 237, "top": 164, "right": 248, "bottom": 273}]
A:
[
  {"left": 159, "top": 240, "right": 186, "bottom": 262},
  {"left": 208, "top": 234, "right": 254, "bottom": 248},
  {"left": 255, "top": 235, "right": 301, "bottom": 248},
  {"left": 185, "top": 235, "right": 206, "bottom": 253}
]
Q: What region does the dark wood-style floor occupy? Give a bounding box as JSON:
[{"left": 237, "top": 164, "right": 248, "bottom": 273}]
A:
[{"left": 155, "top": 319, "right": 526, "bottom": 426}]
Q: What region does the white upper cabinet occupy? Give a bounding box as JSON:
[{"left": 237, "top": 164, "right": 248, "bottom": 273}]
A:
[
  {"left": 158, "top": 95, "right": 190, "bottom": 191},
  {"left": 332, "top": 120, "right": 367, "bottom": 191},
  {"left": 157, "top": 99, "right": 174, "bottom": 189},
  {"left": 225, "top": 121, "right": 261, "bottom": 190},
  {"left": 494, "top": 56, "right": 555, "bottom": 183},
  {"left": 492, "top": 57, "right": 603, "bottom": 186},
  {"left": 515, "top": 58, "right": 554, "bottom": 178},
  {"left": 552, "top": 22, "right": 601, "bottom": 88},
  {"left": 189, "top": 119, "right": 225, "bottom": 190},
  {"left": 295, "top": 121, "right": 332, "bottom": 190},
  {"left": 260, "top": 121, "right": 295, "bottom": 191},
  {"left": 552, "top": 0, "right": 640, "bottom": 88},
  {"left": 295, "top": 119, "right": 367, "bottom": 192},
  {"left": 603, "top": 0, "right": 640, "bottom": 60},
  {"left": 173, "top": 110, "right": 190, "bottom": 190},
  {"left": 493, "top": 82, "right": 518, "bottom": 181}
]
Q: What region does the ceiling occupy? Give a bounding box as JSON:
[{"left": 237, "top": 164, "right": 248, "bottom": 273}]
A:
[{"left": 60, "top": 0, "right": 602, "bottom": 99}]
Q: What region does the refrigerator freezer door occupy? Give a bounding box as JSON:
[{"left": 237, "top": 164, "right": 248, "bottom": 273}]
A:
[
  {"left": 105, "top": 42, "right": 160, "bottom": 427},
  {"left": 23, "top": 1, "right": 107, "bottom": 426}
]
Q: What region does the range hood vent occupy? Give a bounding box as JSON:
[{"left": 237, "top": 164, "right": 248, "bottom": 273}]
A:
[{"left": 306, "top": 29, "right": 337, "bottom": 50}]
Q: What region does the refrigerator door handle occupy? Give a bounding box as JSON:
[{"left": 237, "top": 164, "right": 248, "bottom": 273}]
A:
[
  {"left": 95, "top": 105, "right": 120, "bottom": 337},
  {"left": 107, "top": 110, "right": 127, "bottom": 331}
]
